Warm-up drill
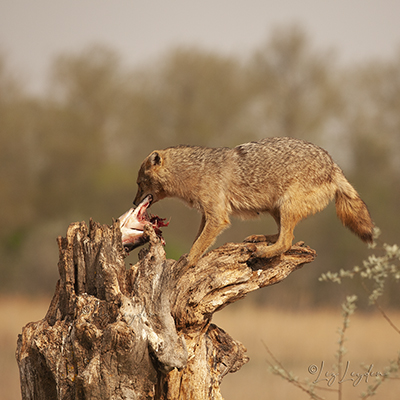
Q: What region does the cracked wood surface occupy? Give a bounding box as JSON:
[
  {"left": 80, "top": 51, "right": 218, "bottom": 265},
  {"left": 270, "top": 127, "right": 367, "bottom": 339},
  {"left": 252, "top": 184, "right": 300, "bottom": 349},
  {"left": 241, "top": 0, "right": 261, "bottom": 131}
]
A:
[{"left": 16, "top": 220, "right": 316, "bottom": 400}]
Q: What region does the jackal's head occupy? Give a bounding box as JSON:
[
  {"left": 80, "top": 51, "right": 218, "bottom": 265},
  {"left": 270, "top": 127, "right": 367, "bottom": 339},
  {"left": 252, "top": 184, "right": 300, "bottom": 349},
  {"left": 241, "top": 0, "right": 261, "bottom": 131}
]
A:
[{"left": 133, "top": 151, "right": 167, "bottom": 207}]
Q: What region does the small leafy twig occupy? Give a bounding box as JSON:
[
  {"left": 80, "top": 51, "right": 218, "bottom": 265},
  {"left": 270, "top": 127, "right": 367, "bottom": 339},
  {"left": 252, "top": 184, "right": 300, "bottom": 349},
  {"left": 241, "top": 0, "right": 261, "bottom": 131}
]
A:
[
  {"left": 336, "top": 295, "right": 357, "bottom": 400},
  {"left": 319, "top": 228, "right": 400, "bottom": 307},
  {"left": 360, "top": 280, "right": 400, "bottom": 335},
  {"left": 264, "top": 228, "right": 399, "bottom": 399},
  {"left": 262, "top": 340, "right": 330, "bottom": 400},
  {"left": 361, "top": 353, "right": 400, "bottom": 399}
]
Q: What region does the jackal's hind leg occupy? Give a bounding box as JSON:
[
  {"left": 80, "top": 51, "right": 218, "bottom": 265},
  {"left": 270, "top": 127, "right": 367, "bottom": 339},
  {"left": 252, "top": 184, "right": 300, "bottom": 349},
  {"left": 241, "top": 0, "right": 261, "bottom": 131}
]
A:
[
  {"left": 251, "top": 208, "right": 298, "bottom": 259},
  {"left": 244, "top": 209, "right": 280, "bottom": 245}
]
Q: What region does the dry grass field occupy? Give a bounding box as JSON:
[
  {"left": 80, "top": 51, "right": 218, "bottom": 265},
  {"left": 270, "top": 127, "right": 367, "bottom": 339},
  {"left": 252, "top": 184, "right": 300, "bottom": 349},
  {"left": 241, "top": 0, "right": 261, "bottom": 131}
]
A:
[
  {"left": 214, "top": 301, "right": 400, "bottom": 400},
  {"left": 1, "top": 296, "right": 399, "bottom": 400},
  {"left": 0, "top": 297, "right": 51, "bottom": 400}
]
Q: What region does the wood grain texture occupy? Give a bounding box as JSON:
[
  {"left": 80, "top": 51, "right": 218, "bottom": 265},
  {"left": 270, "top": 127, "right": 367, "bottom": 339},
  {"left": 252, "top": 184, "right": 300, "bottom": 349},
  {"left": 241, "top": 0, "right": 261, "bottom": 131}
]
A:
[{"left": 16, "top": 221, "right": 315, "bottom": 400}]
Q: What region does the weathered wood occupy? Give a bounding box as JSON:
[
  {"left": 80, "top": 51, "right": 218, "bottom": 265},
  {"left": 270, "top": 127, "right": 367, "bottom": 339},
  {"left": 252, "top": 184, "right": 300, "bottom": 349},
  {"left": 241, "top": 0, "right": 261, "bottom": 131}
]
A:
[{"left": 16, "top": 220, "right": 316, "bottom": 400}]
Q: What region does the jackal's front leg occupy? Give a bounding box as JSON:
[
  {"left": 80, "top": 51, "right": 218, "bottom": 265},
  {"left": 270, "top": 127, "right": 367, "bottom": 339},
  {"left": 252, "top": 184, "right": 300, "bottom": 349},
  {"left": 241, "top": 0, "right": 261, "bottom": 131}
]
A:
[{"left": 188, "top": 213, "right": 230, "bottom": 266}]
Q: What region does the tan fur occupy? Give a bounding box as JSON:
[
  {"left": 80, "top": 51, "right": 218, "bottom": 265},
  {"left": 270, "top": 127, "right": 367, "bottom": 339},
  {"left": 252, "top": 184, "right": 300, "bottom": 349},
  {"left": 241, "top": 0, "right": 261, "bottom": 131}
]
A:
[{"left": 134, "top": 137, "right": 374, "bottom": 265}]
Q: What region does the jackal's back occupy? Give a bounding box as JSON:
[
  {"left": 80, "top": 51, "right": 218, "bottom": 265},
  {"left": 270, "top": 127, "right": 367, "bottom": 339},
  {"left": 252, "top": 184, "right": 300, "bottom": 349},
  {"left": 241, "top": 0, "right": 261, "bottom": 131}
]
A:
[{"left": 233, "top": 137, "right": 336, "bottom": 192}]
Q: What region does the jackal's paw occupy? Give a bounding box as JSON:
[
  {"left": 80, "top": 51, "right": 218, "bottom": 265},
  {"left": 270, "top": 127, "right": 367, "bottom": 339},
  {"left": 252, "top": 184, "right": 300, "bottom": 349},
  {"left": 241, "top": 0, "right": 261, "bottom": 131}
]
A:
[
  {"left": 244, "top": 234, "right": 279, "bottom": 244},
  {"left": 244, "top": 234, "right": 267, "bottom": 243},
  {"left": 244, "top": 243, "right": 257, "bottom": 253}
]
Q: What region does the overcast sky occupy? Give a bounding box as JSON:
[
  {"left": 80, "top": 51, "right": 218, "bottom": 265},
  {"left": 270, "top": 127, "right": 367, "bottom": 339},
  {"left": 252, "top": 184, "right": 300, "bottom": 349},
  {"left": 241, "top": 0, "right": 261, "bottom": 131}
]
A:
[{"left": 1, "top": 0, "right": 400, "bottom": 94}]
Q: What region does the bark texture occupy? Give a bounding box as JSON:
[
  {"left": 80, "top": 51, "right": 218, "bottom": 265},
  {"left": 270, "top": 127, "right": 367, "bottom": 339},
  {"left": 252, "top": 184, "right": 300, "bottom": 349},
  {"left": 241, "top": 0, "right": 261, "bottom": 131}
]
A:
[{"left": 16, "top": 220, "right": 316, "bottom": 400}]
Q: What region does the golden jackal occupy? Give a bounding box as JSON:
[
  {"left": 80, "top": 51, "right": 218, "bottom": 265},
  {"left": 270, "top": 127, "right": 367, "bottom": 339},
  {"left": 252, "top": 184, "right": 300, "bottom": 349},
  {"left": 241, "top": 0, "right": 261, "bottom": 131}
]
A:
[{"left": 134, "top": 137, "right": 373, "bottom": 265}]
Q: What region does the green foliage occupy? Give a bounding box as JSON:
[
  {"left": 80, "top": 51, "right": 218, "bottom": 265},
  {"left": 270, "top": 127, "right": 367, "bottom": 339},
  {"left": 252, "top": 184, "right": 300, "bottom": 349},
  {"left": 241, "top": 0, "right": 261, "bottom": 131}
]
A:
[
  {"left": 1, "top": 25, "right": 400, "bottom": 297},
  {"left": 249, "top": 25, "right": 341, "bottom": 140}
]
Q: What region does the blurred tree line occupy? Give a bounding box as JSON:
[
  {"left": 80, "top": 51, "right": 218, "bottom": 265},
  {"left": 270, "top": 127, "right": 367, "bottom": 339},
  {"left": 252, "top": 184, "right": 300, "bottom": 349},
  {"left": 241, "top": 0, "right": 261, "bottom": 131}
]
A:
[{"left": 1, "top": 25, "right": 399, "bottom": 308}]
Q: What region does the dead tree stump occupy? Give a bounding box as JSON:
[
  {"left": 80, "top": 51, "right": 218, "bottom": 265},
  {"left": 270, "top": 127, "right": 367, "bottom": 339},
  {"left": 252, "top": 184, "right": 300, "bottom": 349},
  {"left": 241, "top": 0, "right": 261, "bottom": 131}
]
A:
[{"left": 16, "top": 220, "right": 316, "bottom": 400}]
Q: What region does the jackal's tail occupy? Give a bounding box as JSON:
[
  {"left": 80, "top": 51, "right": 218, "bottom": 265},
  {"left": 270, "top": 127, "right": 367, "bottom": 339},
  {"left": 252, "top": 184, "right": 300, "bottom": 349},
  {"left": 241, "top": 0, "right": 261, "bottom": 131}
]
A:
[{"left": 335, "top": 172, "right": 374, "bottom": 243}]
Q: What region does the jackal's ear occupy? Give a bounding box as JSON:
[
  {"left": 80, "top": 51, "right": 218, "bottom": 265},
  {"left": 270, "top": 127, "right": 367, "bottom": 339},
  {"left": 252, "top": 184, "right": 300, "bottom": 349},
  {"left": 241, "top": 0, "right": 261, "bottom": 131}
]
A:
[{"left": 149, "top": 151, "right": 163, "bottom": 167}]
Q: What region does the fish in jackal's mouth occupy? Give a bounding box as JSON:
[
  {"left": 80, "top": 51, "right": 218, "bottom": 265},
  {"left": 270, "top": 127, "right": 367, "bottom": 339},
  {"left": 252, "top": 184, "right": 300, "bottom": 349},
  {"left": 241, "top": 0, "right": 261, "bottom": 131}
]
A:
[{"left": 118, "top": 195, "right": 168, "bottom": 252}]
